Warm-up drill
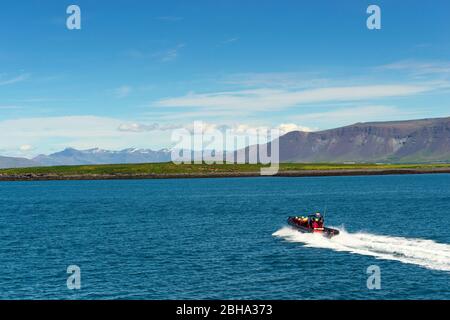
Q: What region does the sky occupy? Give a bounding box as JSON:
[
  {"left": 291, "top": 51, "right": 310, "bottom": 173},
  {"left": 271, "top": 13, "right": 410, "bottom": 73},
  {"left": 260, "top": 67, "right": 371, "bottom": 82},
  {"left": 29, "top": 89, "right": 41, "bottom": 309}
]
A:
[{"left": 1, "top": 0, "right": 450, "bottom": 157}]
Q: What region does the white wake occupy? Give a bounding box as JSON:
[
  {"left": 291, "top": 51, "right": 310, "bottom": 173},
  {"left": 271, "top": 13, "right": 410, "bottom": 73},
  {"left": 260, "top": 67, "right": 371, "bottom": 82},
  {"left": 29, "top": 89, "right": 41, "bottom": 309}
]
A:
[{"left": 273, "top": 227, "right": 450, "bottom": 272}]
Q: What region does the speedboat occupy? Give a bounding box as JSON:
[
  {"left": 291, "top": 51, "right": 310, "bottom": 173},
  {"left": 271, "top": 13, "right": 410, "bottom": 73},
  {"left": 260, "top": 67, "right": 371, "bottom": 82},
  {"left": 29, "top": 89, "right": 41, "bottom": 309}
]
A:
[{"left": 287, "top": 214, "right": 339, "bottom": 238}]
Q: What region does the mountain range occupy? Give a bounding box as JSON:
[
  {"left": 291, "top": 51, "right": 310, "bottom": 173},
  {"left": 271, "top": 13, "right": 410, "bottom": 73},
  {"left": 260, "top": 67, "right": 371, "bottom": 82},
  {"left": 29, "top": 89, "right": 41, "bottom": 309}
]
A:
[
  {"left": 275, "top": 116, "right": 450, "bottom": 163},
  {"left": 0, "top": 148, "right": 172, "bottom": 169},
  {"left": 33, "top": 148, "right": 172, "bottom": 167},
  {"left": 1, "top": 117, "right": 450, "bottom": 168},
  {"left": 0, "top": 156, "right": 40, "bottom": 169}
]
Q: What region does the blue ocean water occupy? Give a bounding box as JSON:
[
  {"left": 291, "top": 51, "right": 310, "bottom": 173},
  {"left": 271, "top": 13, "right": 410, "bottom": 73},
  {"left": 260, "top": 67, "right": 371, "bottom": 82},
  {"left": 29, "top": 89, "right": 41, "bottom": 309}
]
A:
[{"left": 0, "top": 174, "right": 449, "bottom": 299}]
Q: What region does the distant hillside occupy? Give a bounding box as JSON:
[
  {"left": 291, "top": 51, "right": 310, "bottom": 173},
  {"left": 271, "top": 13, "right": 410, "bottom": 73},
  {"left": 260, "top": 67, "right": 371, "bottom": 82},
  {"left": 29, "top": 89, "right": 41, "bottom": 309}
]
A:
[
  {"left": 0, "top": 156, "right": 40, "bottom": 169},
  {"left": 33, "top": 148, "right": 172, "bottom": 166},
  {"left": 275, "top": 117, "right": 450, "bottom": 163}
]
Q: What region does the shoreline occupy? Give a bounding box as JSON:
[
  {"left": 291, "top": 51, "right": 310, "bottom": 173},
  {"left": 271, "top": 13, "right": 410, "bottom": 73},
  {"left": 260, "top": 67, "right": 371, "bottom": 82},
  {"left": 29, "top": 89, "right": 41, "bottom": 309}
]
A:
[{"left": 1, "top": 168, "right": 450, "bottom": 181}]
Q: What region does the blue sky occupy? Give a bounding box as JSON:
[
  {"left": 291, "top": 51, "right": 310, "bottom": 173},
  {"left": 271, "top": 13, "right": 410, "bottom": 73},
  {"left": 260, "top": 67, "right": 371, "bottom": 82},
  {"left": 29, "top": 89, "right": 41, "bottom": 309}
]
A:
[{"left": 1, "top": 0, "right": 450, "bottom": 156}]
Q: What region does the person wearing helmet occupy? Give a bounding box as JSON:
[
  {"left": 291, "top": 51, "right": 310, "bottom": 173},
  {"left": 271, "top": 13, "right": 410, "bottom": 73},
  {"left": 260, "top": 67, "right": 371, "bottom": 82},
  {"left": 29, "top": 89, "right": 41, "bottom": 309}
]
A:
[{"left": 311, "top": 212, "right": 324, "bottom": 229}]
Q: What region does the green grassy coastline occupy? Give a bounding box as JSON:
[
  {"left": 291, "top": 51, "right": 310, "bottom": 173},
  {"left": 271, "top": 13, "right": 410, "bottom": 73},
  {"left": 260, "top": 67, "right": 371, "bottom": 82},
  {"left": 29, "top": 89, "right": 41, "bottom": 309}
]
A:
[{"left": 1, "top": 162, "right": 450, "bottom": 181}]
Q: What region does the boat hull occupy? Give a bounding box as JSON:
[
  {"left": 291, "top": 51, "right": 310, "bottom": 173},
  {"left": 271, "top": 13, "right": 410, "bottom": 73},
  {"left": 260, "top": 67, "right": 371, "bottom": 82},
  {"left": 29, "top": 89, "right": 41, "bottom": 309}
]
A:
[{"left": 287, "top": 217, "right": 340, "bottom": 238}]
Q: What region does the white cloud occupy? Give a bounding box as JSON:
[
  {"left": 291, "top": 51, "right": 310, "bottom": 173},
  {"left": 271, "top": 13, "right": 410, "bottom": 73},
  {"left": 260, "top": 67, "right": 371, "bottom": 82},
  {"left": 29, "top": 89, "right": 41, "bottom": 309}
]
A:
[
  {"left": 0, "top": 115, "right": 313, "bottom": 156},
  {"left": 19, "top": 144, "right": 33, "bottom": 151},
  {"left": 155, "top": 85, "right": 431, "bottom": 111},
  {"left": 118, "top": 122, "right": 181, "bottom": 132},
  {"left": 222, "top": 72, "right": 329, "bottom": 88},
  {"left": 118, "top": 123, "right": 158, "bottom": 132},
  {"left": 0, "top": 73, "right": 30, "bottom": 86},
  {"left": 177, "top": 121, "right": 312, "bottom": 136},
  {"left": 142, "top": 109, "right": 253, "bottom": 122},
  {"left": 379, "top": 60, "right": 450, "bottom": 75},
  {"left": 117, "top": 121, "right": 309, "bottom": 135},
  {"left": 277, "top": 123, "right": 314, "bottom": 133}
]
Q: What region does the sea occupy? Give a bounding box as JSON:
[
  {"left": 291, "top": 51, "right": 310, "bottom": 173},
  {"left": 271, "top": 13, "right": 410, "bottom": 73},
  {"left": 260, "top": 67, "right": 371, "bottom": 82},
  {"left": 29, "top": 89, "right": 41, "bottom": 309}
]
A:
[{"left": 0, "top": 174, "right": 449, "bottom": 299}]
